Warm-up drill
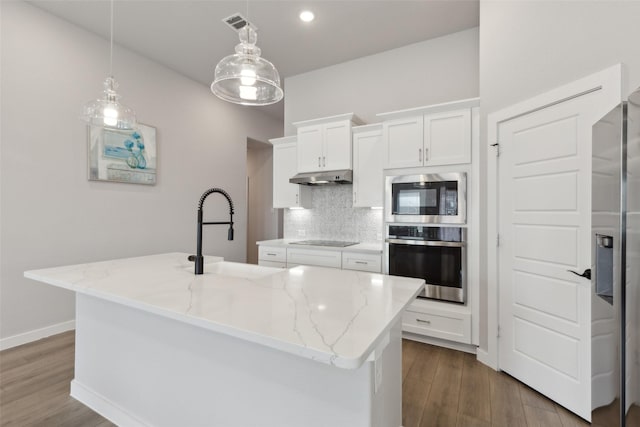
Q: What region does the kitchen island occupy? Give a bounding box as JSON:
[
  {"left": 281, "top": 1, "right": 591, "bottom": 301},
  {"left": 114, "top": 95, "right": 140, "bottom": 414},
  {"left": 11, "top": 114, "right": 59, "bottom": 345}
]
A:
[{"left": 24, "top": 253, "right": 424, "bottom": 427}]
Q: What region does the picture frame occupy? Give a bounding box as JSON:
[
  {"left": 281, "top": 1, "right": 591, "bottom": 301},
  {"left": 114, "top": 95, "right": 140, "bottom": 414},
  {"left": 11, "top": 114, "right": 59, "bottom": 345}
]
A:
[{"left": 88, "top": 124, "right": 157, "bottom": 185}]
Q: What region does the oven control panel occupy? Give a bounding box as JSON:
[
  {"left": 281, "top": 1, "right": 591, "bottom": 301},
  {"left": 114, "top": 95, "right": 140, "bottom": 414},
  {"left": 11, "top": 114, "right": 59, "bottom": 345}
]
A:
[{"left": 387, "top": 225, "right": 463, "bottom": 242}]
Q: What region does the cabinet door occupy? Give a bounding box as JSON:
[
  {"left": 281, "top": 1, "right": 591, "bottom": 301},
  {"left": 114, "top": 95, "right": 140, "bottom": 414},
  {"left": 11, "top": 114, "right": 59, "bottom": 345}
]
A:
[
  {"left": 273, "top": 143, "right": 300, "bottom": 208},
  {"left": 297, "top": 125, "right": 324, "bottom": 173},
  {"left": 353, "top": 129, "right": 384, "bottom": 207},
  {"left": 341, "top": 252, "right": 382, "bottom": 273},
  {"left": 383, "top": 116, "right": 424, "bottom": 169},
  {"left": 323, "top": 120, "right": 351, "bottom": 170},
  {"left": 424, "top": 108, "right": 471, "bottom": 166},
  {"left": 258, "top": 246, "right": 287, "bottom": 263},
  {"left": 258, "top": 260, "right": 287, "bottom": 268}
]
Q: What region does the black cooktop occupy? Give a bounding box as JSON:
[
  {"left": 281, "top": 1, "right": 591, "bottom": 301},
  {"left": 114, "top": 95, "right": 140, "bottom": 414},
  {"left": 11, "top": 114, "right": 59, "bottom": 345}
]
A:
[{"left": 290, "top": 240, "right": 358, "bottom": 248}]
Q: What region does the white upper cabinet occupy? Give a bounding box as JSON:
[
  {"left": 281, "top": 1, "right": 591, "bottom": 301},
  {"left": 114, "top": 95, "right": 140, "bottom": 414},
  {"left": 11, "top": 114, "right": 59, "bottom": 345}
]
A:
[
  {"left": 269, "top": 136, "right": 311, "bottom": 209},
  {"left": 353, "top": 124, "right": 384, "bottom": 208},
  {"left": 294, "top": 113, "right": 363, "bottom": 173},
  {"left": 378, "top": 98, "right": 479, "bottom": 169},
  {"left": 296, "top": 125, "right": 324, "bottom": 172},
  {"left": 424, "top": 108, "right": 471, "bottom": 166},
  {"left": 382, "top": 116, "right": 424, "bottom": 169}
]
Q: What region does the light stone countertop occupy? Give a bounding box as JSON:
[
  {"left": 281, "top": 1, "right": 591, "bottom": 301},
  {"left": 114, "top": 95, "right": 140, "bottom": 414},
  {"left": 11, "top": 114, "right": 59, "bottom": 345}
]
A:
[
  {"left": 24, "top": 253, "right": 423, "bottom": 369},
  {"left": 257, "top": 239, "right": 383, "bottom": 254}
]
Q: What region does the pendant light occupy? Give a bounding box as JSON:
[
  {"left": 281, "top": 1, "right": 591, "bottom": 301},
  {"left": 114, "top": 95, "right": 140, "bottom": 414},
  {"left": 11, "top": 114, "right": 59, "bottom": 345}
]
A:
[
  {"left": 81, "top": 0, "right": 136, "bottom": 130},
  {"left": 211, "top": 16, "right": 283, "bottom": 106}
]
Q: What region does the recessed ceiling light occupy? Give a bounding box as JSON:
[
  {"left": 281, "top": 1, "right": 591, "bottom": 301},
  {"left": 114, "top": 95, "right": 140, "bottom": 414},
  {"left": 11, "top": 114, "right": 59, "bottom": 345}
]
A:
[{"left": 299, "top": 10, "right": 314, "bottom": 23}]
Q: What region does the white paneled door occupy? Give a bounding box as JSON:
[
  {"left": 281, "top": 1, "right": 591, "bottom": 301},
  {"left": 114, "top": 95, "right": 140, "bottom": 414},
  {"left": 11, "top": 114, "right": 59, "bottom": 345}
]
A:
[{"left": 495, "top": 68, "right": 620, "bottom": 420}]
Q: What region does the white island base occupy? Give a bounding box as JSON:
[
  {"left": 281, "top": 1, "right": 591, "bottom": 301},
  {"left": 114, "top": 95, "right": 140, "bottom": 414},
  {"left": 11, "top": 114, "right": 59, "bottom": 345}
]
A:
[{"left": 72, "top": 293, "right": 402, "bottom": 427}]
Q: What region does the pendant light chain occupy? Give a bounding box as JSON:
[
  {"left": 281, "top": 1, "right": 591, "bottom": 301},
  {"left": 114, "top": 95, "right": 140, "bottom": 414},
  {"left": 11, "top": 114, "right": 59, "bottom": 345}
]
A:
[
  {"left": 80, "top": 0, "right": 136, "bottom": 129},
  {"left": 109, "top": 0, "right": 114, "bottom": 78}
]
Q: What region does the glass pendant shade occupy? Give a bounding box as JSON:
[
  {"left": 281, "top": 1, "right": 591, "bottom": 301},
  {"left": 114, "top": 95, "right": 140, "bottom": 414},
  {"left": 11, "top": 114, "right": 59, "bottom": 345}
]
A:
[
  {"left": 211, "top": 25, "right": 283, "bottom": 106},
  {"left": 81, "top": 76, "right": 137, "bottom": 130}
]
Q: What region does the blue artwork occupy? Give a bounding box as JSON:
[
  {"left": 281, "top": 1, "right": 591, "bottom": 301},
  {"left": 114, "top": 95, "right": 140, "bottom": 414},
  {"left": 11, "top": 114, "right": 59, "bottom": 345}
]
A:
[{"left": 88, "top": 124, "right": 157, "bottom": 185}]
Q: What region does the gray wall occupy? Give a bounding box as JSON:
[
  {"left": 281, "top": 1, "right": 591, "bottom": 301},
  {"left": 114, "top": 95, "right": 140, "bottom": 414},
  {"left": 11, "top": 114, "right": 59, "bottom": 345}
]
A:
[
  {"left": 0, "top": 2, "right": 282, "bottom": 342},
  {"left": 284, "top": 27, "right": 479, "bottom": 135},
  {"left": 478, "top": 0, "right": 640, "bottom": 351}
]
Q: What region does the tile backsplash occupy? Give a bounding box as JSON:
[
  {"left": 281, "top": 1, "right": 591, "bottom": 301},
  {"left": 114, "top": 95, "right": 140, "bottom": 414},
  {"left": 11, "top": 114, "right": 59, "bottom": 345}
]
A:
[{"left": 283, "top": 186, "right": 383, "bottom": 243}]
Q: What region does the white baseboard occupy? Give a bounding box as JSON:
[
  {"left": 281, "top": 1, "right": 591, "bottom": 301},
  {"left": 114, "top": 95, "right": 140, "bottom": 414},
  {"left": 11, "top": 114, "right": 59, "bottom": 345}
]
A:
[
  {"left": 0, "top": 320, "right": 75, "bottom": 351},
  {"left": 476, "top": 347, "right": 498, "bottom": 370},
  {"left": 71, "top": 380, "right": 149, "bottom": 427},
  {"left": 402, "top": 332, "right": 477, "bottom": 354}
]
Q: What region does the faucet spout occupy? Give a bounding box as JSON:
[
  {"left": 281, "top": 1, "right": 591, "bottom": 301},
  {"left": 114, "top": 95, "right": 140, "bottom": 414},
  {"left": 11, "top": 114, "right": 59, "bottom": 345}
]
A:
[{"left": 190, "top": 187, "right": 234, "bottom": 275}]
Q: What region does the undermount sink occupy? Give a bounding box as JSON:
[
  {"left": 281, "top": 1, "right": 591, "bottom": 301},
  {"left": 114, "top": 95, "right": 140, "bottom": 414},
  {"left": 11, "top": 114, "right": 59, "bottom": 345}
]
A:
[{"left": 184, "top": 259, "right": 281, "bottom": 280}]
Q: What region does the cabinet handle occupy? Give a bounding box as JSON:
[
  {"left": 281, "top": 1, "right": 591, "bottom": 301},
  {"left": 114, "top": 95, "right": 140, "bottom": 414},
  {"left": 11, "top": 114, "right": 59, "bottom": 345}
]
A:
[
  {"left": 354, "top": 261, "right": 368, "bottom": 265},
  {"left": 354, "top": 191, "right": 357, "bottom": 203},
  {"left": 318, "top": 156, "right": 321, "bottom": 167},
  {"left": 296, "top": 193, "right": 298, "bottom": 204},
  {"left": 322, "top": 156, "right": 326, "bottom": 167},
  {"left": 267, "top": 253, "right": 277, "bottom": 256},
  {"left": 418, "top": 148, "right": 422, "bottom": 162},
  {"left": 424, "top": 148, "right": 429, "bottom": 161},
  {"left": 416, "top": 318, "right": 431, "bottom": 324}
]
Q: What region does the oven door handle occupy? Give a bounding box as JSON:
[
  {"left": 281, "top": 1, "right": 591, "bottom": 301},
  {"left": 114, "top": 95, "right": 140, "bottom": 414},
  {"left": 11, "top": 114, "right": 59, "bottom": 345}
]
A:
[{"left": 385, "top": 238, "right": 465, "bottom": 248}]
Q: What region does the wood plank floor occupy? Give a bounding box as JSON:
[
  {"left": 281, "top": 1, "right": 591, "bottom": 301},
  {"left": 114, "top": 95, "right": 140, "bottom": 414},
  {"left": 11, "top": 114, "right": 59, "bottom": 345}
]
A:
[
  {"left": 401, "top": 339, "right": 640, "bottom": 427},
  {"left": 0, "top": 332, "right": 637, "bottom": 426},
  {"left": 0, "top": 331, "right": 113, "bottom": 426}
]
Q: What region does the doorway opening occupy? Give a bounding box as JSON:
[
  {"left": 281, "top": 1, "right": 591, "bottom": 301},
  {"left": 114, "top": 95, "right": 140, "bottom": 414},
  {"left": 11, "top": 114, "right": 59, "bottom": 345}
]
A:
[{"left": 246, "top": 138, "right": 282, "bottom": 264}]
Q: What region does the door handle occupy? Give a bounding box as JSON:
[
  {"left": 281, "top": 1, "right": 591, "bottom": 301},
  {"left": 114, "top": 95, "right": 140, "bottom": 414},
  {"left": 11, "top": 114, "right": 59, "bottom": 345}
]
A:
[
  {"left": 318, "top": 156, "right": 321, "bottom": 167},
  {"left": 568, "top": 268, "right": 591, "bottom": 280},
  {"left": 322, "top": 156, "right": 326, "bottom": 167},
  {"left": 418, "top": 148, "right": 422, "bottom": 162}
]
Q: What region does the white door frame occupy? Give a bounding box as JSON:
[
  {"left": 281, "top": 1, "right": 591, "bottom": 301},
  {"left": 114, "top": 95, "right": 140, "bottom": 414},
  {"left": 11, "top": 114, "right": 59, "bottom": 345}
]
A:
[{"left": 483, "top": 64, "right": 622, "bottom": 370}]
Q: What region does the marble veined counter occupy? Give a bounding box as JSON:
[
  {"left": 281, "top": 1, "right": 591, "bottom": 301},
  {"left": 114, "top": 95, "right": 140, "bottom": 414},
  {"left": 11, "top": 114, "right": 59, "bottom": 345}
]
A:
[{"left": 25, "top": 252, "right": 422, "bottom": 369}]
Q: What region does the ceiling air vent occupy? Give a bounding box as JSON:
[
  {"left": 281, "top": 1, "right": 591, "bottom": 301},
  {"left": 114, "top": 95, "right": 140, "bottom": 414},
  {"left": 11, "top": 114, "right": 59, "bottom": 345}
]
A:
[{"left": 222, "top": 13, "right": 257, "bottom": 33}]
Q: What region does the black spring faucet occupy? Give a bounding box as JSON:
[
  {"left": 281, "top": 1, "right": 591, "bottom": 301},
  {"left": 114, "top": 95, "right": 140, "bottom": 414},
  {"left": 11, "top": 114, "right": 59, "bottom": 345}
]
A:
[{"left": 188, "top": 188, "right": 234, "bottom": 275}]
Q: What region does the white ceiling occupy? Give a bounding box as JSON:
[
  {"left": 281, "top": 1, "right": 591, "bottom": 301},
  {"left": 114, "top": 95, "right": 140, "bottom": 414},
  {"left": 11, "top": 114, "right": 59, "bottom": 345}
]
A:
[{"left": 31, "top": 1, "right": 479, "bottom": 120}]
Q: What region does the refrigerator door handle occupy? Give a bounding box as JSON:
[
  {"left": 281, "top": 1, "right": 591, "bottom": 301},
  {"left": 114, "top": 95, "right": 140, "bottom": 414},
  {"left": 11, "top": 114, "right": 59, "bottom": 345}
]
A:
[{"left": 567, "top": 268, "right": 591, "bottom": 280}]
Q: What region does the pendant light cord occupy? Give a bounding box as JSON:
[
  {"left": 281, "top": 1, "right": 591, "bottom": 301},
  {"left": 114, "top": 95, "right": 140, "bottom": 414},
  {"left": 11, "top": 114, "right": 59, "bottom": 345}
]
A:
[{"left": 109, "top": 0, "right": 114, "bottom": 77}]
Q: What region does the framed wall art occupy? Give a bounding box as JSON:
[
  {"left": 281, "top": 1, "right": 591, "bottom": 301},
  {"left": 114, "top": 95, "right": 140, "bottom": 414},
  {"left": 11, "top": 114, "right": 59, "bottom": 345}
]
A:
[{"left": 88, "top": 124, "right": 157, "bottom": 185}]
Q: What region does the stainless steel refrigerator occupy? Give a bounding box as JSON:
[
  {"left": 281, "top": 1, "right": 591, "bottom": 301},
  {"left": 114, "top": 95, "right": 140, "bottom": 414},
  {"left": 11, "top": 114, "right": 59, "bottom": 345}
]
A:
[{"left": 591, "top": 87, "right": 640, "bottom": 426}]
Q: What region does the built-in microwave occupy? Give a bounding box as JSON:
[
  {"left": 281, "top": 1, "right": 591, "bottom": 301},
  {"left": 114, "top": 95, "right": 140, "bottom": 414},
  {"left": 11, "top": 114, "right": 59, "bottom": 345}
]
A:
[{"left": 384, "top": 173, "right": 466, "bottom": 224}]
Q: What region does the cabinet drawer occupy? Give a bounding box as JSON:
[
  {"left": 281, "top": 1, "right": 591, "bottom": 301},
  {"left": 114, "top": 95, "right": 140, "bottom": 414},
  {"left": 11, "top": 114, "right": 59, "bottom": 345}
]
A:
[
  {"left": 402, "top": 309, "right": 471, "bottom": 344},
  {"left": 286, "top": 248, "right": 341, "bottom": 269},
  {"left": 341, "top": 252, "right": 382, "bottom": 273},
  {"left": 258, "top": 260, "right": 287, "bottom": 268},
  {"left": 258, "top": 246, "right": 287, "bottom": 263}
]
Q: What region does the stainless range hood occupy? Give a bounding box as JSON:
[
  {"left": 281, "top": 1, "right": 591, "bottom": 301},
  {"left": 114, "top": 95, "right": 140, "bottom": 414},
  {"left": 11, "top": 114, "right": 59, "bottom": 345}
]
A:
[{"left": 289, "top": 169, "right": 352, "bottom": 186}]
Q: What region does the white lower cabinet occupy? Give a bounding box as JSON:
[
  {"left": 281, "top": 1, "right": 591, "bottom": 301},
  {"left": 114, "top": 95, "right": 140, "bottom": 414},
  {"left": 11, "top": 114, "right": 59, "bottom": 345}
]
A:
[
  {"left": 257, "top": 244, "right": 382, "bottom": 273},
  {"left": 403, "top": 301, "right": 471, "bottom": 344},
  {"left": 258, "top": 246, "right": 287, "bottom": 268},
  {"left": 286, "top": 248, "right": 342, "bottom": 269},
  {"left": 259, "top": 260, "right": 287, "bottom": 268},
  {"left": 341, "top": 252, "right": 382, "bottom": 273}
]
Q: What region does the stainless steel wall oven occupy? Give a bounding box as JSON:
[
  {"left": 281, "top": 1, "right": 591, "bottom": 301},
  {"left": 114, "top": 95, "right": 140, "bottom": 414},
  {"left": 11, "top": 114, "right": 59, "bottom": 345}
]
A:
[{"left": 386, "top": 225, "right": 466, "bottom": 303}]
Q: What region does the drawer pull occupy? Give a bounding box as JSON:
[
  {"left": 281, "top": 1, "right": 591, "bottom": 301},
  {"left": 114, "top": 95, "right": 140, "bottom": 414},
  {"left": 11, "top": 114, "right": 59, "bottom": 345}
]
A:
[
  {"left": 354, "top": 261, "right": 368, "bottom": 265},
  {"left": 416, "top": 319, "right": 431, "bottom": 324},
  {"left": 267, "top": 253, "right": 277, "bottom": 256}
]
